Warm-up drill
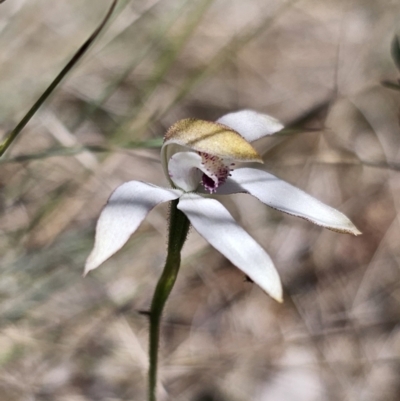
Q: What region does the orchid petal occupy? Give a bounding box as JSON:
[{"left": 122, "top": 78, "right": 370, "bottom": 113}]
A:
[
  {"left": 168, "top": 151, "right": 203, "bottom": 191},
  {"left": 216, "top": 109, "right": 284, "bottom": 142},
  {"left": 219, "top": 168, "right": 361, "bottom": 235},
  {"left": 177, "top": 193, "right": 283, "bottom": 302},
  {"left": 85, "top": 181, "right": 182, "bottom": 275}
]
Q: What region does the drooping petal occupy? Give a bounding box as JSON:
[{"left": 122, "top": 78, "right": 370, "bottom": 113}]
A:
[
  {"left": 168, "top": 151, "right": 234, "bottom": 194},
  {"left": 168, "top": 151, "right": 203, "bottom": 191},
  {"left": 219, "top": 168, "right": 361, "bottom": 235},
  {"left": 85, "top": 181, "right": 182, "bottom": 275},
  {"left": 177, "top": 193, "right": 283, "bottom": 302},
  {"left": 216, "top": 109, "right": 284, "bottom": 142}
]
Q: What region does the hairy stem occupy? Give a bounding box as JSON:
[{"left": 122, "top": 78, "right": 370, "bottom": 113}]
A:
[{"left": 148, "top": 199, "right": 190, "bottom": 401}]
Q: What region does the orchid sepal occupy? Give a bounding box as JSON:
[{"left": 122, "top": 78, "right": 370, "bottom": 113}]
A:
[
  {"left": 84, "top": 181, "right": 182, "bottom": 275},
  {"left": 217, "top": 168, "right": 361, "bottom": 235},
  {"left": 178, "top": 193, "right": 283, "bottom": 301}
]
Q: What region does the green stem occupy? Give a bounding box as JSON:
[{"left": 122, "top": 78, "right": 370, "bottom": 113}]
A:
[{"left": 148, "top": 199, "right": 190, "bottom": 401}]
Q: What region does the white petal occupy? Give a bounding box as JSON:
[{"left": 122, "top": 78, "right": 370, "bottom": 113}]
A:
[
  {"left": 177, "top": 193, "right": 283, "bottom": 302},
  {"left": 220, "top": 168, "right": 361, "bottom": 235},
  {"left": 168, "top": 151, "right": 203, "bottom": 191},
  {"left": 85, "top": 181, "right": 182, "bottom": 275},
  {"left": 216, "top": 109, "right": 284, "bottom": 142}
]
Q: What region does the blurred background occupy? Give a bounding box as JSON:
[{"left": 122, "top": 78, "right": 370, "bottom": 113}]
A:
[{"left": 1, "top": 0, "right": 400, "bottom": 400}]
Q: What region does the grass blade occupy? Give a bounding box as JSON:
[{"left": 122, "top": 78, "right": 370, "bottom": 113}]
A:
[{"left": 0, "top": 0, "right": 118, "bottom": 157}]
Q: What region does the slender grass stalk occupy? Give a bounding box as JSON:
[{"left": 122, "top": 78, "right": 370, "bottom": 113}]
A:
[
  {"left": 0, "top": 0, "right": 118, "bottom": 157},
  {"left": 0, "top": 139, "right": 163, "bottom": 165},
  {"left": 148, "top": 199, "right": 190, "bottom": 401}
]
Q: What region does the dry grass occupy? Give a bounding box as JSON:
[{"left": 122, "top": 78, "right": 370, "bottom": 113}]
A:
[{"left": 1, "top": 0, "right": 400, "bottom": 400}]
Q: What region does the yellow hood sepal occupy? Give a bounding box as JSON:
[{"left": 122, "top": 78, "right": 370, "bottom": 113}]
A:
[{"left": 163, "top": 118, "right": 263, "bottom": 163}]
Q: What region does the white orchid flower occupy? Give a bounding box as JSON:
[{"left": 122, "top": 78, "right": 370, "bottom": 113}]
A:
[{"left": 85, "top": 110, "right": 361, "bottom": 302}]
